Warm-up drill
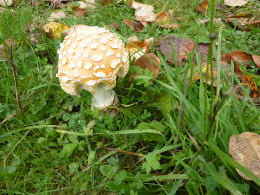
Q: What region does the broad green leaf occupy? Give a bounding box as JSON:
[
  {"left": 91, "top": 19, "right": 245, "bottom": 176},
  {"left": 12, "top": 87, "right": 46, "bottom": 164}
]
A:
[{"left": 59, "top": 143, "right": 78, "bottom": 159}]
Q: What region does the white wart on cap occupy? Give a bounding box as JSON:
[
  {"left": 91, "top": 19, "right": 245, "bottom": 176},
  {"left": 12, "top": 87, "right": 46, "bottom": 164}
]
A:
[{"left": 57, "top": 26, "right": 129, "bottom": 109}]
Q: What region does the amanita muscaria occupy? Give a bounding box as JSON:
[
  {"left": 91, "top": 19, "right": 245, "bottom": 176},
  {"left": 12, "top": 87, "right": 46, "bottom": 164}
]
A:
[{"left": 57, "top": 25, "right": 129, "bottom": 110}]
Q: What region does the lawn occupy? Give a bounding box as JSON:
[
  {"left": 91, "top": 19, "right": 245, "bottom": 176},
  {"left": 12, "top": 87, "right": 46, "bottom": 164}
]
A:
[{"left": 0, "top": 0, "right": 260, "bottom": 194}]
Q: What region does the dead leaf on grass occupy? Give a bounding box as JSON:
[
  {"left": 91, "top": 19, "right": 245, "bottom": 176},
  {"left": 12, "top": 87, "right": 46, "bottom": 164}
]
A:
[
  {"left": 225, "top": 14, "right": 260, "bottom": 31},
  {"left": 109, "top": 22, "right": 120, "bottom": 31},
  {"left": 130, "top": 1, "right": 156, "bottom": 23},
  {"left": 221, "top": 53, "right": 242, "bottom": 77},
  {"left": 43, "top": 22, "right": 70, "bottom": 39},
  {"left": 48, "top": 11, "right": 66, "bottom": 22},
  {"left": 196, "top": 0, "right": 208, "bottom": 14},
  {"left": 127, "top": 35, "right": 138, "bottom": 42},
  {"left": 155, "top": 34, "right": 195, "bottom": 66},
  {"left": 252, "top": 55, "right": 260, "bottom": 68},
  {"left": 240, "top": 75, "right": 259, "bottom": 98},
  {"left": 72, "top": 6, "right": 87, "bottom": 17},
  {"left": 160, "top": 23, "right": 180, "bottom": 30},
  {"left": 124, "top": 18, "right": 144, "bottom": 32},
  {"left": 126, "top": 41, "right": 149, "bottom": 60},
  {"left": 43, "top": 0, "right": 70, "bottom": 8},
  {"left": 198, "top": 18, "right": 222, "bottom": 24},
  {"left": 0, "top": 0, "right": 12, "bottom": 7},
  {"left": 229, "top": 132, "right": 260, "bottom": 180},
  {"left": 231, "top": 50, "right": 254, "bottom": 67},
  {"left": 224, "top": 0, "right": 250, "bottom": 7},
  {"left": 132, "top": 53, "right": 161, "bottom": 80},
  {"left": 155, "top": 12, "right": 171, "bottom": 24}
]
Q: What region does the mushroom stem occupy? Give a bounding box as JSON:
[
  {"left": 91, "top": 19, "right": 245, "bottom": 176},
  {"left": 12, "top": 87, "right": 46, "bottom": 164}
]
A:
[{"left": 91, "top": 83, "right": 115, "bottom": 109}]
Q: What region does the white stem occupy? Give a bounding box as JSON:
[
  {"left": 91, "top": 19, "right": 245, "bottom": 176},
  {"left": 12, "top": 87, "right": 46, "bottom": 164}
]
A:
[{"left": 91, "top": 83, "right": 115, "bottom": 109}]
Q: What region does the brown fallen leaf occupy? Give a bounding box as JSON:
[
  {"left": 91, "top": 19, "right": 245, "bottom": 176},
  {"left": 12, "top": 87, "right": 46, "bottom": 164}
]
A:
[
  {"left": 126, "top": 41, "right": 149, "bottom": 60},
  {"left": 100, "top": 0, "right": 112, "bottom": 5},
  {"left": 240, "top": 75, "right": 259, "bottom": 98},
  {"left": 124, "top": 18, "right": 144, "bottom": 32},
  {"left": 224, "top": 0, "right": 250, "bottom": 7},
  {"left": 43, "top": 22, "right": 70, "bottom": 39},
  {"left": 231, "top": 50, "right": 254, "bottom": 67},
  {"left": 160, "top": 23, "right": 180, "bottom": 30},
  {"left": 252, "top": 55, "right": 260, "bottom": 68},
  {"left": 196, "top": 0, "right": 208, "bottom": 14},
  {"left": 229, "top": 132, "right": 260, "bottom": 180},
  {"left": 43, "top": 0, "right": 70, "bottom": 8},
  {"left": 155, "top": 34, "right": 195, "bottom": 66},
  {"left": 109, "top": 22, "right": 120, "bottom": 31},
  {"left": 221, "top": 53, "right": 242, "bottom": 77},
  {"left": 225, "top": 14, "right": 260, "bottom": 31},
  {"left": 72, "top": 6, "right": 87, "bottom": 17},
  {"left": 155, "top": 12, "right": 171, "bottom": 24},
  {"left": 132, "top": 53, "right": 161, "bottom": 80},
  {"left": 198, "top": 18, "right": 222, "bottom": 24}
]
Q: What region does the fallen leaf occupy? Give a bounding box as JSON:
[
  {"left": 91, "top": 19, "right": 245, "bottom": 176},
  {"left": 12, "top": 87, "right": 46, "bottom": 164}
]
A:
[
  {"left": 159, "top": 23, "right": 180, "bottom": 30},
  {"left": 225, "top": 14, "right": 260, "bottom": 31},
  {"left": 231, "top": 50, "right": 254, "bottom": 67},
  {"left": 198, "top": 18, "right": 222, "bottom": 24},
  {"left": 109, "top": 22, "right": 120, "bottom": 31},
  {"left": 229, "top": 132, "right": 260, "bottom": 180},
  {"left": 126, "top": 41, "right": 149, "bottom": 60},
  {"left": 155, "top": 34, "right": 195, "bottom": 66},
  {"left": 127, "top": 35, "right": 138, "bottom": 42},
  {"left": 196, "top": 0, "right": 208, "bottom": 14},
  {"left": 72, "top": 6, "right": 87, "bottom": 17},
  {"left": 124, "top": 18, "right": 144, "bottom": 32},
  {"left": 155, "top": 12, "right": 171, "bottom": 24},
  {"left": 221, "top": 53, "right": 242, "bottom": 77},
  {"left": 195, "top": 43, "right": 210, "bottom": 66},
  {"left": 100, "top": 0, "right": 112, "bottom": 5},
  {"left": 130, "top": 1, "right": 156, "bottom": 23},
  {"left": 43, "top": 0, "right": 70, "bottom": 8},
  {"left": 252, "top": 55, "right": 260, "bottom": 68},
  {"left": 0, "top": 0, "right": 12, "bottom": 7},
  {"left": 240, "top": 75, "right": 259, "bottom": 98},
  {"left": 48, "top": 11, "right": 66, "bottom": 22},
  {"left": 133, "top": 53, "right": 161, "bottom": 80},
  {"left": 78, "top": 1, "right": 91, "bottom": 9},
  {"left": 224, "top": 0, "right": 250, "bottom": 7},
  {"left": 144, "top": 37, "right": 154, "bottom": 45},
  {"left": 43, "top": 22, "right": 70, "bottom": 39}
]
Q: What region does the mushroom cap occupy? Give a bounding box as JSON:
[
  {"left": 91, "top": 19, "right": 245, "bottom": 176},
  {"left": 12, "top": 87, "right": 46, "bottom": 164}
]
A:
[{"left": 57, "top": 25, "right": 129, "bottom": 95}]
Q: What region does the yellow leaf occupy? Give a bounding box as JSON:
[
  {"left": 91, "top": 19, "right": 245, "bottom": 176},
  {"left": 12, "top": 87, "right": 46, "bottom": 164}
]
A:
[{"left": 43, "top": 22, "right": 70, "bottom": 40}]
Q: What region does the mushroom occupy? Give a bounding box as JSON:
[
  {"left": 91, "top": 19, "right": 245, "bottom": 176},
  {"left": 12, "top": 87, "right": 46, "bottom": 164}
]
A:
[{"left": 57, "top": 26, "right": 129, "bottom": 110}]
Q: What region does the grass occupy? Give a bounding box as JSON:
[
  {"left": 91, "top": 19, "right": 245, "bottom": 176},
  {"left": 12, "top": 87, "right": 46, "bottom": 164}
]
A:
[{"left": 0, "top": 0, "right": 260, "bottom": 194}]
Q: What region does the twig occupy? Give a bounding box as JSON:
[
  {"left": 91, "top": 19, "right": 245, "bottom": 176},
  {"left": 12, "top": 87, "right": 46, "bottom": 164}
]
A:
[
  {"left": 103, "top": 146, "right": 144, "bottom": 157},
  {"left": 0, "top": 113, "right": 17, "bottom": 125},
  {"left": 8, "top": 47, "right": 23, "bottom": 121}
]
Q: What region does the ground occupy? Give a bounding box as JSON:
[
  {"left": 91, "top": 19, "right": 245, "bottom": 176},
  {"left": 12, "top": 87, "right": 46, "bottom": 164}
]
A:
[{"left": 0, "top": 0, "right": 260, "bottom": 194}]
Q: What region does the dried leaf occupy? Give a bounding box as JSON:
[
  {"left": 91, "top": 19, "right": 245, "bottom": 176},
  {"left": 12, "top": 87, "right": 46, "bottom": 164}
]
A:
[
  {"left": 196, "top": 0, "right": 208, "bottom": 14},
  {"left": 127, "top": 35, "right": 138, "bottom": 42},
  {"left": 198, "top": 18, "right": 222, "bottom": 24},
  {"left": 225, "top": 15, "right": 260, "bottom": 31},
  {"left": 231, "top": 50, "right": 254, "bottom": 67},
  {"left": 131, "top": 1, "right": 156, "bottom": 23},
  {"left": 43, "top": 0, "right": 69, "bottom": 8},
  {"left": 109, "top": 22, "right": 120, "bottom": 31},
  {"left": 240, "top": 75, "right": 259, "bottom": 98},
  {"left": 0, "top": 0, "right": 12, "bottom": 7},
  {"left": 155, "top": 12, "right": 171, "bottom": 24},
  {"left": 126, "top": 41, "right": 149, "bottom": 60},
  {"left": 79, "top": 0, "right": 95, "bottom": 9},
  {"left": 100, "top": 0, "right": 112, "bottom": 5},
  {"left": 160, "top": 23, "right": 180, "bottom": 30},
  {"left": 72, "top": 6, "right": 87, "bottom": 17},
  {"left": 155, "top": 34, "right": 195, "bottom": 66},
  {"left": 43, "top": 22, "right": 70, "bottom": 39},
  {"left": 132, "top": 53, "right": 161, "bottom": 80},
  {"left": 221, "top": 53, "right": 242, "bottom": 77},
  {"left": 124, "top": 18, "right": 144, "bottom": 32},
  {"left": 224, "top": 0, "right": 250, "bottom": 7},
  {"left": 229, "top": 132, "right": 260, "bottom": 180},
  {"left": 252, "top": 55, "right": 260, "bottom": 68},
  {"left": 48, "top": 11, "right": 66, "bottom": 22}
]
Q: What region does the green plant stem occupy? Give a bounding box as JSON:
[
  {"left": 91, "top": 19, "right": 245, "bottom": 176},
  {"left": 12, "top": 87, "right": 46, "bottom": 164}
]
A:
[{"left": 204, "top": 0, "right": 216, "bottom": 141}]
